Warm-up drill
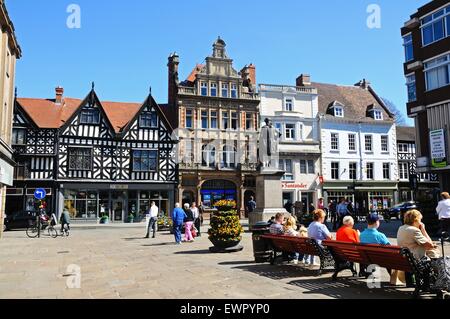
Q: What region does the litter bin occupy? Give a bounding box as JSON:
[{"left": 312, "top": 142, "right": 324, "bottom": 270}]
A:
[{"left": 251, "top": 221, "right": 272, "bottom": 263}]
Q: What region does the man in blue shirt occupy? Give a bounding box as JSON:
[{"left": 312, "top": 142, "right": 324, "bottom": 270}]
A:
[
  {"left": 172, "top": 203, "right": 187, "bottom": 245},
  {"left": 360, "top": 213, "right": 390, "bottom": 245}
]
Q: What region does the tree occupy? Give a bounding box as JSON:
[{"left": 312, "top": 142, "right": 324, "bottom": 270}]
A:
[{"left": 381, "top": 98, "right": 407, "bottom": 126}]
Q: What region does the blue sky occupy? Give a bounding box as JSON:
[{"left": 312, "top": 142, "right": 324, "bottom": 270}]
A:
[{"left": 8, "top": 0, "right": 429, "bottom": 125}]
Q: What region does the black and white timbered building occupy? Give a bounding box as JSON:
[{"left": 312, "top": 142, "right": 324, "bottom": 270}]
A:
[
  {"left": 6, "top": 86, "right": 177, "bottom": 223},
  {"left": 396, "top": 126, "right": 439, "bottom": 203}
]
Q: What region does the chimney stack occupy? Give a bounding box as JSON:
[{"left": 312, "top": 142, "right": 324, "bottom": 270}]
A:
[
  {"left": 296, "top": 74, "right": 311, "bottom": 86},
  {"left": 355, "top": 79, "right": 371, "bottom": 90},
  {"left": 55, "top": 86, "right": 64, "bottom": 105},
  {"left": 240, "top": 64, "right": 257, "bottom": 92},
  {"left": 168, "top": 52, "right": 180, "bottom": 108}
]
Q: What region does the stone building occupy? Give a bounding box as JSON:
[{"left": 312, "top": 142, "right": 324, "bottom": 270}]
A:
[
  {"left": 0, "top": 1, "right": 21, "bottom": 236},
  {"left": 166, "top": 37, "right": 260, "bottom": 216}
]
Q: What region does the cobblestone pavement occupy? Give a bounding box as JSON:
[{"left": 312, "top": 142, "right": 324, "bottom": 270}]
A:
[{"left": 0, "top": 221, "right": 447, "bottom": 299}]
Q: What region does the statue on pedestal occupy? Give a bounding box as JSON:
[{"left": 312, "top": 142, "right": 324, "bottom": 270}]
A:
[{"left": 259, "top": 118, "right": 281, "bottom": 171}]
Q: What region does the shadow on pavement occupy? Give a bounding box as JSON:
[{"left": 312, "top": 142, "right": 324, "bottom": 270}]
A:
[
  {"left": 287, "top": 277, "right": 413, "bottom": 299},
  {"left": 233, "top": 263, "right": 320, "bottom": 280},
  {"left": 174, "top": 249, "right": 211, "bottom": 255},
  {"left": 218, "top": 261, "right": 257, "bottom": 266},
  {"left": 142, "top": 242, "right": 177, "bottom": 247}
]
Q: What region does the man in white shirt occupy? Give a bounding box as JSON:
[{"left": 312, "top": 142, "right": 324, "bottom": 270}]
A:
[
  {"left": 191, "top": 203, "right": 201, "bottom": 237},
  {"left": 436, "top": 192, "right": 450, "bottom": 234},
  {"left": 145, "top": 201, "right": 159, "bottom": 239}
]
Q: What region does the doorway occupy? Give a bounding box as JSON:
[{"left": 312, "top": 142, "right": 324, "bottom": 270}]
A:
[{"left": 112, "top": 200, "right": 124, "bottom": 222}]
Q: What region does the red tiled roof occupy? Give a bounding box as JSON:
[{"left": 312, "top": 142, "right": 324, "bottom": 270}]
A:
[
  {"left": 17, "top": 97, "right": 142, "bottom": 133},
  {"left": 186, "top": 64, "right": 204, "bottom": 82}
]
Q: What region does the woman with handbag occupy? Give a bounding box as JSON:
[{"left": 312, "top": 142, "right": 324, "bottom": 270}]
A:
[{"left": 183, "top": 203, "right": 195, "bottom": 242}]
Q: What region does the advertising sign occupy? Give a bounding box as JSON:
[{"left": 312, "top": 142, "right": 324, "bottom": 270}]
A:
[{"left": 430, "top": 129, "right": 447, "bottom": 168}]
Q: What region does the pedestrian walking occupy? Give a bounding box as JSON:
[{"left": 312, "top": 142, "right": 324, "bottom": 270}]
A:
[
  {"left": 172, "top": 203, "right": 186, "bottom": 245},
  {"left": 436, "top": 192, "right": 450, "bottom": 235},
  {"left": 145, "top": 201, "right": 159, "bottom": 238},
  {"left": 337, "top": 198, "right": 350, "bottom": 229},
  {"left": 183, "top": 203, "right": 195, "bottom": 242},
  {"left": 191, "top": 202, "right": 201, "bottom": 237},
  {"left": 329, "top": 200, "right": 337, "bottom": 230},
  {"left": 60, "top": 208, "right": 71, "bottom": 233},
  {"left": 247, "top": 196, "right": 256, "bottom": 214}
]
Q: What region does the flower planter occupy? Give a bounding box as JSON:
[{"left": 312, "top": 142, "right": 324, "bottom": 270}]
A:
[
  {"left": 208, "top": 202, "right": 243, "bottom": 253},
  {"left": 210, "top": 239, "right": 241, "bottom": 249}
]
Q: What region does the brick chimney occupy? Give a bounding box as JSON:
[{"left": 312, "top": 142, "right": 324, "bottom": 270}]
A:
[
  {"left": 168, "top": 52, "right": 180, "bottom": 108},
  {"left": 355, "top": 79, "right": 371, "bottom": 90},
  {"left": 240, "top": 64, "right": 257, "bottom": 92},
  {"left": 296, "top": 74, "right": 311, "bottom": 86},
  {"left": 55, "top": 86, "right": 64, "bottom": 105}
]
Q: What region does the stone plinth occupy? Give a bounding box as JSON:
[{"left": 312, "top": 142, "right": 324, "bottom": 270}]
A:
[{"left": 249, "top": 169, "right": 289, "bottom": 228}]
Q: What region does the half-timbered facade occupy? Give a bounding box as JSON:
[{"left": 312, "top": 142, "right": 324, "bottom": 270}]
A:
[
  {"left": 6, "top": 87, "right": 177, "bottom": 223},
  {"left": 396, "top": 126, "right": 439, "bottom": 203}
]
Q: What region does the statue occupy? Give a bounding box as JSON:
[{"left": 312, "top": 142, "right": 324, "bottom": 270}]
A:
[{"left": 259, "top": 118, "right": 281, "bottom": 170}]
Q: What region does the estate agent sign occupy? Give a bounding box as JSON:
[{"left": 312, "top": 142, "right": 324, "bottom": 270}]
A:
[{"left": 430, "top": 129, "right": 447, "bottom": 168}]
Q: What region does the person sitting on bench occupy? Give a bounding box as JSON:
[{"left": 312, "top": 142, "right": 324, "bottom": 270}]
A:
[
  {"left": 360, "top": 213, "right": 390, "bottom": 245},
  {"left": 270, "top": 213, "right": 284, "bottom": 235},
  {"left": 336, "top": 216, "right": 360, "bottom": 243}
]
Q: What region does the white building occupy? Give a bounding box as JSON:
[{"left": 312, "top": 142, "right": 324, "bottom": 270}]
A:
[
  {"left": 309, "top": 79, "right": 398, "bottom": 215},
  {"left": 259, "top": 75, "right": 321, "bottom": 214}
]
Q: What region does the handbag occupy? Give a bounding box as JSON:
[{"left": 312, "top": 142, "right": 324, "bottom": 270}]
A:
[{"left": 191, "top": 225, "right": 198, "bottom": 238}]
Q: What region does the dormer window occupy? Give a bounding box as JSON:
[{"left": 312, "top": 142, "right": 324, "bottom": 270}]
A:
[
  {"left": 140, "top": 111, "right": 158, "bottom": 128},
  {"left": 374, "top": 110, "right": 383, "bottom": 120},
  {"left": 80, "top": 109, "right": 100, "bottom": 124},
  {"left": 334, "top": 107, "right": 344, "bottom": 117}
]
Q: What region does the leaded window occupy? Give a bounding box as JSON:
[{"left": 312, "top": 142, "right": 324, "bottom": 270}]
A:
[
  {"left": 68, "top": 148, "right": 93, "bottom": 171},
  {"left": 132, "top": 150, "right": 158, "bottom": 172},
  {"left": 80, "top": 109, "right": 100, "bottom": 124},
  {"left": 139, "top": 112, "right": 158, "bottom": 128}
]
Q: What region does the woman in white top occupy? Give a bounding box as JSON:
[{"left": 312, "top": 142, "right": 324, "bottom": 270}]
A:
[{"left": 436, "top": 192, "right": 450, "bottom": 234}]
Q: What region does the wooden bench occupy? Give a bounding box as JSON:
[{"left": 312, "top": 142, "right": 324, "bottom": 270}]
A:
[
  {"left": 261, "top": 234, "right": 344, "bottom": 275},
  {"left": 322, "top": 240, "right": 433, "bottom": 298}
]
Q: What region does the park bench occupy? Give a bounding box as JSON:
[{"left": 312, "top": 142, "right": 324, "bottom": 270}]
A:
[
  {"left": 322, "top": 240, "right": 434, "bottom": 298},
  {"left": 261, "top": 234, "right": 344, "bottom": 275}
]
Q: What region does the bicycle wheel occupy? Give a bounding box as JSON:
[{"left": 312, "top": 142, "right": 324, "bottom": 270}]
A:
[
  {"left": 65, "top": 228, "right": 70, "bottom": 237},
  {"left": 26, "top": 225, "right": 39, "bottom": 238},
  {"left": 48, "top": 226, "right": 58, "bottom": 238}
]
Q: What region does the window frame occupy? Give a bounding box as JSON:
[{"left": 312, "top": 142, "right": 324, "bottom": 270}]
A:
[
  {"left": 201, "top": 110, "right": 209, "bottom": 129},
  {"left": 279, "top": 159, "right": 294, "bottom": 181},
  {"left": 221, "top": 83, "right": 229, "bottom": 98},
  {"left": 210, "top": 111, "right": 218, "bottom": 129},
  {"left": 132, "top": 149, "right": 158, "bottom": 172},
  {"left": 334, "top": 107, "right": 344, "bottom": 117},
  {"left": 383, "top": 162, "right": 391, "bottom": 180},
  {"left": 365, "top": 135, "right": 373, "bottom": 152},
  {"left": 381, "top": 135, "right": 389, "bottom": 153},
  {"left": 185, "top": 109, "right": 193, "bottom": 128},
  {"left": 285, "top": 123, "right": 296, "bottom": 140},
  {"left": 200, "top": 82, "right": 208, "bottom": 96},
  {"left": 424, "top": 53, "right": 450, "bottom": 91},
  {"left": 245, "top": 113, "right": 254, "bottom": 131},
  {"left": 139, "top": 111, "right": 158, "bottom": 128},
  {"left": 80, "top": 109, "right": 100, "bottom": 125},
  {"left": 374, "top": 110, "right": 383, "bottom": 121},
  {"left": 366, "top": 162, "right": 374, "bottom": 180},
  {"left": 399, "top": 162, "right": 409, "bottom": 180},
  {"left": 12, "top": 128, "right": 27, "bottom": 145},
  {"left": 349, "top": 162, "right": 357, "bottom": 180},
  {"left": 331, "top": 132, "right": 339, "bottom": 151},
  {"left": 406, "top": 74, "right": 417, "bottom": 102},
  {"left": 222, "top": 111, "right": 229, "bottom": 130},
  {"left": 331, "top": 162, "right": 340, "bottom": 180},
  {"left": 231, "top": 84, "right": 237, "bottom": 98},
  {"left": 210, "top": 83, "right": 218, "bottom": 97},
  {"left": 68, "top": 147, "right": 93, "bottom": 171},
  {"left": 284, "top": 98, "right": 294, "bottom": 112},
  {"left": 403, "top": 33, "right": 414, "bottom": 62},
  {"left": 421, "top": 7, "right": 450, "bottom": 47},
  {"left": 348, "top": 134, "right": 356, "bottom": 152}
]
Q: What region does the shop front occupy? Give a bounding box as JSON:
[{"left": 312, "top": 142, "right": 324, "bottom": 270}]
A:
[
  {"left": 5, "top": 183, "right": 55, "bottom": 215},
  {"left": 200, "top": 180, "right": 237, "bottom": 208},
  {"left": 281, "top": 181, "right": 320, "bottom": 215},
  {"left": 323, "top": 181, "right": 397, "bottom": 217},
  {"left": 58, "top": 183, "right": 175, "bottom": 223}
]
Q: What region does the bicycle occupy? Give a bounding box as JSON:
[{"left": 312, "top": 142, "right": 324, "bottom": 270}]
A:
[{"left": 60, "top": 224, "right": 70, "bottom": 237}]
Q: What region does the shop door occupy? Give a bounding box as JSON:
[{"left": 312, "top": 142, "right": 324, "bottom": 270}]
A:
[{"left": 112, "top": 201, "right": 124, "bottom": 222}]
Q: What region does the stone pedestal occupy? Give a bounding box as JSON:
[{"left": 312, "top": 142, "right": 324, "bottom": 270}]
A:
[{"left": 249, "top": 169, "right": 289, "bottom": 228}]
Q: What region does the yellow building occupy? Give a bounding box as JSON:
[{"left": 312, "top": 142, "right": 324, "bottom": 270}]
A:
[{"left": 0, "top": 0, "right": 21, "bottom": 237}]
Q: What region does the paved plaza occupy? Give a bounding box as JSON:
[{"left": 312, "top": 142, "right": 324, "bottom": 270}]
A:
[{"left": 0, "top": 221, "right": 447, "bottom": 299}]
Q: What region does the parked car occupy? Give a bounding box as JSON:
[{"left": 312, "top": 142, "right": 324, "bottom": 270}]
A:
[
  {"left": 3, "top": 211, "right": 37, "bottom": 231},
  {"left": 386, "top": 201, "right": 418, "bottom": 221}
]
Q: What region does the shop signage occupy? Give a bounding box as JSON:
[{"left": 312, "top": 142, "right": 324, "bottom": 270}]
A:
[
  {"left": 430, "top": 129, "right": 447, "bottom": 168},
  {"left": 110, "top": 185, "right": 128, "bottom": 190},
  {"left": 282, "top": 182, "right": 309, "bottom": 190}
]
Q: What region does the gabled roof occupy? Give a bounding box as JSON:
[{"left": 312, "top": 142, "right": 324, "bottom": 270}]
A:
[
  {"left": 397, "top": 126, "right": 416, "bottom": 142},
  {"left": 17, "top": 98, "right": 81, "bottom": 128},
  {"left": 312, "top": 82, "right": 394, "bottom": 123},
  {"left": 17, "top": 92, "right": 145, "bottom": 134},
  {"left": 186, "top": 64, "right": 204, "bottom": 83}
]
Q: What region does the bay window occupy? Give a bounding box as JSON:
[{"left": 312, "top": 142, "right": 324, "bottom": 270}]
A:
[{"left": 424, "top": 54, "right": 450, "bottom": 91}]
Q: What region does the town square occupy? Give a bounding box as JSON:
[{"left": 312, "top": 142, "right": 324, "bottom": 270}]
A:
[{"left": 0, "top": 0, "right": 450, "bottom": 305}]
